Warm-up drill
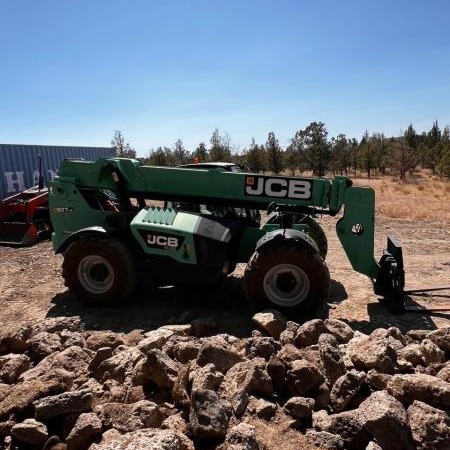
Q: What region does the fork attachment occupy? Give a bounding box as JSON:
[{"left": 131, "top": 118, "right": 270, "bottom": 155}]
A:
[{"left": 374, "top": 236, "right": 406, "bottom": 314}]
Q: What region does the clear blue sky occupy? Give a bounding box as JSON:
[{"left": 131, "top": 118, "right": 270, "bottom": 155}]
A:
[{"left": 1, "top": 0, "right": 449, "bottom": 157}]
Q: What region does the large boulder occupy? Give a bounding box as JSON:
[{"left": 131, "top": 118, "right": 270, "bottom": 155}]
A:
[
  {"left": 252, "top": 310, "right": 287, "bottom": 340},
  {"left": 89, "top": 428, "right": 183, "bottom": 450},
  {"left": 196, "top": 338, "right": 243, "bottom": 374},
  {"left": 295, "top": 319, "right": 327, "bottom": 348},
  {"left": 0, "top": 369, "right": 73, "bottom": 419},
  {"left": 318, "top": 333, "right": 346, "bottom": 386},
  {"left": 426, "top": 328, "right": 450, "bottom": 354},
  {"left": 357, "top": 390, "right": 414, "bottom": 450},
  {"left": 18, "top": 345, "right": 92, "bottom": 387},
  {"left": 135, "top": 349, "right": 181, "bottom": 390},
  {"left": 94, "top": 345, "right": 143, "bottom": 383},
  {"left": 65, "top": 412, "right": 103, "bottom": 450},
  {"left": 330, "top": 370, "right": 366, "bottom": 413},
  {"left": 312, "top": 409, "right": 370, "bottom": 450},
  {"left": 407, "top": 400, "right": 450, "bottom": 450},
  {"left": 189, "top": 388, "right": 229, "bottom": 439},
  {"left": 0, "top": 354, "right": 30, "bottom": 384},
  {"left": 345, "top": 328, "right": 401, "bottom": 374},
  {"left": 34, "top": 388, "right": 93, "bottom": 421},
  {"left": 222, "top": 357, "right": 273, "bottom": 399},
  {"left": 94, "top": 400, "right": 164, "bottom": 433},
  {"left": 324, "top": 319, "right": 354, "bottom": 344},
  {"left": 286, "top": 359, "right": 325, "bottom": 396},
  {"left": 11, "top": 419, "right": 48, "bottom": 445},
  {"left": 217, "top": 422, "right": 259, "bottom": 450},
  {"left": 387, "top": 373, "right": 450, "bottom": 409}
]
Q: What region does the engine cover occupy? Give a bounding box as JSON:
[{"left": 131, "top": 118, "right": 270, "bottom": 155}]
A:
[{"left": 130, "top": 206, "right": 232, "bottom": 266}]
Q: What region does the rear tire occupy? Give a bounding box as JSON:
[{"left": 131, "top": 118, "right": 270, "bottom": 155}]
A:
[
  {"left": 244, "top": 243, "right": 330, "bottom": 317},
  {"left": 62, "top": 238, "right": 137, "bottom": 305}
]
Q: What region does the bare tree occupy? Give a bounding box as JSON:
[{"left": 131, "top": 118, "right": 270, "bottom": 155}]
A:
[
  {"left": 173, "top": 139, "right": 189, "bottom": 165},
  {"left": 111, "top": 129, "right": 136, "bottom": 158}
]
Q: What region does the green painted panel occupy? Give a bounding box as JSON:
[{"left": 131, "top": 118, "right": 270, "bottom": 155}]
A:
[
  {"left": 130, "top": 208, "right": 199, "bottom": 264},
  {"left": 336, "top": 186, "right": 380, "bottom": 278}
]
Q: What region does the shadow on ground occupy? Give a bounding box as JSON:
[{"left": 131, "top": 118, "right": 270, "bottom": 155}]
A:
[
  {"left": 47, "top": 275, "right": 449, "bottom": 338},
  {"left": 328, "top": 280, "right": 348, "bottom": 303},
  {"left": 47, "top": 277, "right": 349, "bottom": 337},
  {"left": 346, "top": 295, "right": 450, "bottom": 334},
  {"left": 47, "top": 276, "right": 256, "bottom": 337},
  {"left": 326, "top": 278, "right": 449, "bottom": 335}
]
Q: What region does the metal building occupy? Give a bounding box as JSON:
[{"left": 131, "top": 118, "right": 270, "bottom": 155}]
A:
[{"left": 0, "top": 144, "right": 115, "bottom": 200}]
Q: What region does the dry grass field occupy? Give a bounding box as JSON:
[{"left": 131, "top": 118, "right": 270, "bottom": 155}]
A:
[
  {"left": 352, "top": 170, "right": 450, "bottom": 224},
  {"left": 317, "top": 169, "right": 450, "bottom": 331}
]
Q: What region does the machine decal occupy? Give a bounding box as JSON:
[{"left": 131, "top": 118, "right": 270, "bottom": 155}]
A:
[
  {"left": 51, "top": 207, "right": 74, "bottom": 213},
  {"left": 146, "top": 232, "right": 184, "bottom": 250},
  {"left": 244, "top": 175, "right": 312, "bottom": 200}
]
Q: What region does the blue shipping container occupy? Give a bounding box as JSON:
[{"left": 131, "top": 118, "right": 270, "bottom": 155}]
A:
[{"left": 0, "top": 144, "right": 115, "bottom": 200}]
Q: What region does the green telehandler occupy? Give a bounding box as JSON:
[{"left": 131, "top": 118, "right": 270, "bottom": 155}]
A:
[{"left": 48, "top": 157, "right": 440, "bottom": 316}]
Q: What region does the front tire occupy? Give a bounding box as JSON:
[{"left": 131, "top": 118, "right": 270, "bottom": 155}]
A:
[
  {"left": 266, "top": 213, "right": 328, "bottom": 260},
  {"left": 62, "top": 238, "right": 137, "bottom": 305},
  {"left": 244, "top": 243, "right": 330, "bottom": 317}
]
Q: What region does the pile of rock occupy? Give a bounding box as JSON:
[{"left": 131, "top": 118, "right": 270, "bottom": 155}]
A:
[{"left": 0, "top": 313, "right": 449, "bottom": 450}]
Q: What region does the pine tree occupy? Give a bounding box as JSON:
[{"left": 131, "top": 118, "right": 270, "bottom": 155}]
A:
[
  {"left": 147, "top": 147, "right": 168, "bottom": 166},
  {"left": 245, "top": 138, "right": 266, "bottom": 172},
  {"left": 358, "top": 130, "right": 376, "bottom": 178},
  {"left": 391, "top": 138, "right": 416, "bottom": 180},
  {"left": 371, "top": 133, "right": 389, "bottom": 175},
  {"left": 193, "top": 142, "right": 208, "bottom": 162},
  {"left": 422, "top": 121, "right": 443, "bottom": 173},
  {"left": 265, "top": 132, "right": 283, "bottom": 174},
  {"left": 208, "top": 128, "right": 233, "bottom": 161},
  {"left": 330, "top": 134, "right": 350, "bottom": 175},
  {"left": 284, "top": 143, "right": 299, "bottom": 175},
  {"left": 404, "top": 123, "right": 418, "bottom": 149},
  {"left": 291, "top": 122, "right": 330, "bottom": 176},
  {"left": 349, "top": 138, "right": 359, "bottom": 176},
  {"left": 437, "top": 127, "right": 450, "bottom": 177}
]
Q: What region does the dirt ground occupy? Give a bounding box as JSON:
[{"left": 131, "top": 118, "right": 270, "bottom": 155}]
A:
[{"left": 1, "top": 214, "right": 449, "bottom": 337}]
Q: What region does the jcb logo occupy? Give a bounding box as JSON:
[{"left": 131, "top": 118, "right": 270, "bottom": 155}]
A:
[
  {"left": 244, "top": 176, "right": 312, "bottom": 200},
  {"left": 147, "top": 233, "right": 180, "bottom": 249}
]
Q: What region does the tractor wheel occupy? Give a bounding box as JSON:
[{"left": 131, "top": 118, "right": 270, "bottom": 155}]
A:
[
  {"left": 244, "top": 243, "right": 330, "bottom": 317},
  {"left": 62, "top": 238, "right": 137, "bottom": 305},
  {"left": 266, "top": 214, "right": 328, "bottom": 260}
]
